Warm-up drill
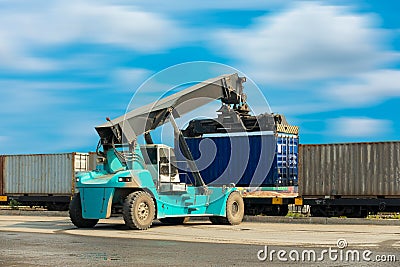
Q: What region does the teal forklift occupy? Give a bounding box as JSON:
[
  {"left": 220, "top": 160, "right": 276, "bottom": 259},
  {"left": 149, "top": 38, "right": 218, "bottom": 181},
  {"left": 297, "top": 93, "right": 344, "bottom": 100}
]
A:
[{"left": 69, "top": 73, "right": 248, "bottom": 230}]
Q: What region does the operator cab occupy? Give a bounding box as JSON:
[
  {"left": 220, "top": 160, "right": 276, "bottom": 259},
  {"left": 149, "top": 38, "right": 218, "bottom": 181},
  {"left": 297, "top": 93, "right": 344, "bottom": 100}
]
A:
[{"left": 140, "top": 144, "right": 186, "bottom": 193}]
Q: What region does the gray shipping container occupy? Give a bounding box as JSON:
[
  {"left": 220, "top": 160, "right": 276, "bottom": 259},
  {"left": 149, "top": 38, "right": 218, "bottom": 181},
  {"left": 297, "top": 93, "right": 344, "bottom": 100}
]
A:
[
  {"left": 299, "top": 142, "right": 400, "bottom": 197},
  {"left": 89, "top": 152, "right": 99, "bottom": 171},
  {"left": 2, "top": 153, "right": 89, "bottom": 195}
]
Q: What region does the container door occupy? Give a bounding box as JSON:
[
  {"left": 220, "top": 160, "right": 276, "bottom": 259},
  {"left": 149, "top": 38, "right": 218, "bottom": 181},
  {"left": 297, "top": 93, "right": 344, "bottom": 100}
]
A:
[
  {"left": 276, "top": 136, "right": 286, "bottom": 186},
  {"left": 276, "top": 135, "right": 298, "bottom": 186},
  {"left": 74, "top": 153, "right": 89, "bottom": 172}
]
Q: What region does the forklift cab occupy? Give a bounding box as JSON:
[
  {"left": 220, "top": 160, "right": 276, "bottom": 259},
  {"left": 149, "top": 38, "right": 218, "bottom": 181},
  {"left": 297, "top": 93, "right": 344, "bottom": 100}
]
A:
[{"left": 140, "top": 144, "right": 186, "bottom": 193}]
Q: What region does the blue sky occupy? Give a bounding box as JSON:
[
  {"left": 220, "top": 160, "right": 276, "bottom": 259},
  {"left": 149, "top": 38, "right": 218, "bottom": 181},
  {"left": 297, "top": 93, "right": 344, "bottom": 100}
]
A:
[{"left": 1, "top": 0, "right": 400, "bottom": 154}]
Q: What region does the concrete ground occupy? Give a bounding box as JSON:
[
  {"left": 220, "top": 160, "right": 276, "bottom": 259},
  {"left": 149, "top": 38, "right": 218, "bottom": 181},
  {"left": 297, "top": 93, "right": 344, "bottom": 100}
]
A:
[{"left": 0, "top": 215, "right": 400, "bottom": 266}]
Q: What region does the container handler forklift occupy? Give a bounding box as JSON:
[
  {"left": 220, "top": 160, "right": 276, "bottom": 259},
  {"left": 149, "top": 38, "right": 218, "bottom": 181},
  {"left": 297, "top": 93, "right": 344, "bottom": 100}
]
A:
[{"left": 70, "top": 73, "right": 254, "bottom": 230}]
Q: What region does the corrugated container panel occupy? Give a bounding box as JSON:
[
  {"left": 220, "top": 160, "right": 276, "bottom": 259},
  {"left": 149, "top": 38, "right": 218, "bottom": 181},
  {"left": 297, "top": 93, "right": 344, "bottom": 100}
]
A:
[
  {"left": 299, "top": 142, "right": 400, "bottom": 197},
  {"left": 3, "top": 153, "right": 89, "bottom": 195},
  {"left": 89, "top": 152, "right": 99, "bottom": 171},
  {"left": 0, "top": 156, "right": 4, "bottom": 195},
  {"left": 175, "top": 133, "right": 298, "bottom": 187}
]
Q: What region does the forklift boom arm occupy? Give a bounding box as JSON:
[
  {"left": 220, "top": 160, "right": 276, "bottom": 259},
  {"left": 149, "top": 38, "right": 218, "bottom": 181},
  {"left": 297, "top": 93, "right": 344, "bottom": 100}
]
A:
[{"left": 95, "top": 73, "right": 246, "bottom": 144}]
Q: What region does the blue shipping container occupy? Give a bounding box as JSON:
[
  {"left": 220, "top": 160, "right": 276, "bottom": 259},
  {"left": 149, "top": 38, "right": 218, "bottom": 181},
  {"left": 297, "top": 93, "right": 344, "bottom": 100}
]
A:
[{"left": 175, "top": 133, "right": 298, "bottom": 187}]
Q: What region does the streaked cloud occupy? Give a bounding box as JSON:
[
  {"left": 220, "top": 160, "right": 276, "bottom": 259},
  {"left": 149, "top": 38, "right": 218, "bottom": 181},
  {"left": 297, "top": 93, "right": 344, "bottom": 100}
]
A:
[
  {"left": 327, "top": 117, "right": 392, "bottom": 138},
  {"left": 0, "top": 0, "right": 399, "bottom": 153},
  {"left": 212, "top": 2, "right": 398, "bottom": 84},
  {"left": 112, "top": 0, "right": 290, "bottom": 12},
  {"left": 0, "top": 1, "right": 185, "bottom": 71},
  {"left": 329, "top": 69, "right": 400, "bottom": 105},
  {"left": 112, "top": 68, "right": 152, "bottom": 92},
  {"left": 0, "top": 80, "right": 101, "bottom": 115}
]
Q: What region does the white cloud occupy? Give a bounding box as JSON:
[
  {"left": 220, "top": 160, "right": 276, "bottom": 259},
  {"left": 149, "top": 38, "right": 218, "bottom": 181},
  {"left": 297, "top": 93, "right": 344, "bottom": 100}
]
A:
[
  {"left": 212, "top": 2, "right": 398, "bottom": 84},
  {"left": 0, "top": 1, "right": 185, "bottom": 71},
  {"left": 0, "top": 80, "right": 102, "bottom": 115},
  {"left": 112, "top": 68, "right": 152, "bottom": 92},
  {"left": 69, "top": 3, "right": 183, "bottom": 51},
  {"left": 327, "top": 117, "right": 392, "bottom": 137},
  {"left": 329, "top": 69, "right": 400, "bottom": 105},
  {"left": 111, "top": 0, "right": 290, "bottom": 12}
]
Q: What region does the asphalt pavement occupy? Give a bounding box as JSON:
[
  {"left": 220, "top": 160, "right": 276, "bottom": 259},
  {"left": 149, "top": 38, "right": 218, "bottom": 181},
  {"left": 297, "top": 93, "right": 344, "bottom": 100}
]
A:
[{"left": 0, "top": 215, "right": 400, "bottom": 266}]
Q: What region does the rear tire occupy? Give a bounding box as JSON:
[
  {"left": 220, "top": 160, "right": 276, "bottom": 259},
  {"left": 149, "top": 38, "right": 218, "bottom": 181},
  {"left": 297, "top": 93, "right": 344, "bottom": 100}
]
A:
[
  {"left": 209, "top": 192, "right": 244, "bottom": 225},
  {"left": 123, "top": 191, "right": 155, "bottom": 230},
  {"left": 69, "top": 194, "right": 99, "bottom": 228},
  {"left": 159, "top": 217, "right": 188, "bottom": 225}
]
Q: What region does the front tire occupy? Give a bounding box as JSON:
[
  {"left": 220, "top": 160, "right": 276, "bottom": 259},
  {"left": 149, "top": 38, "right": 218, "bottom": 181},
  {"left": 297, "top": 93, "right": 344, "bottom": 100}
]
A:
[
  {"left": 209, "top": 192, "right": 244, "bottom": 225},
  {"left": 225, "top": 192, "right": 244, "bottom": 225},
  {"left": 69, "top": 194, "right": 99, "bottom": 228},
  {"left": 123, "top": 191, "right": 155, "bottom": 230}
]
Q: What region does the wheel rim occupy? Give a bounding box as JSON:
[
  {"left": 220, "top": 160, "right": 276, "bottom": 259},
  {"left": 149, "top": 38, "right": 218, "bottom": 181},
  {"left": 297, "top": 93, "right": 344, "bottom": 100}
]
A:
[
  {"left": 137, "top": 202, "right": 149, "bottom": 221},
  {"left": 231, "top": 201, "right": 239, "bottom": 216}
]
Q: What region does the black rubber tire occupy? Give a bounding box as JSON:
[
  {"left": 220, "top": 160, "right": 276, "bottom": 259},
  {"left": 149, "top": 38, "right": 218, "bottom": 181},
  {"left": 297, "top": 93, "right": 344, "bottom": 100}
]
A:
[
  {"left": 209, "top": 192, "right": 244, "bottom": 225},
  {"left": 159, "top": 217, "right": 188, "bottom": 225},
  {"left": 226, "top": 192, "right": 244, "bottom": 225},
  {"left": 69, "top": 194, "right": 99, "bottom": 228},
  {"left": 123, "top": 191, "right": 155, "bottom": 230}
]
